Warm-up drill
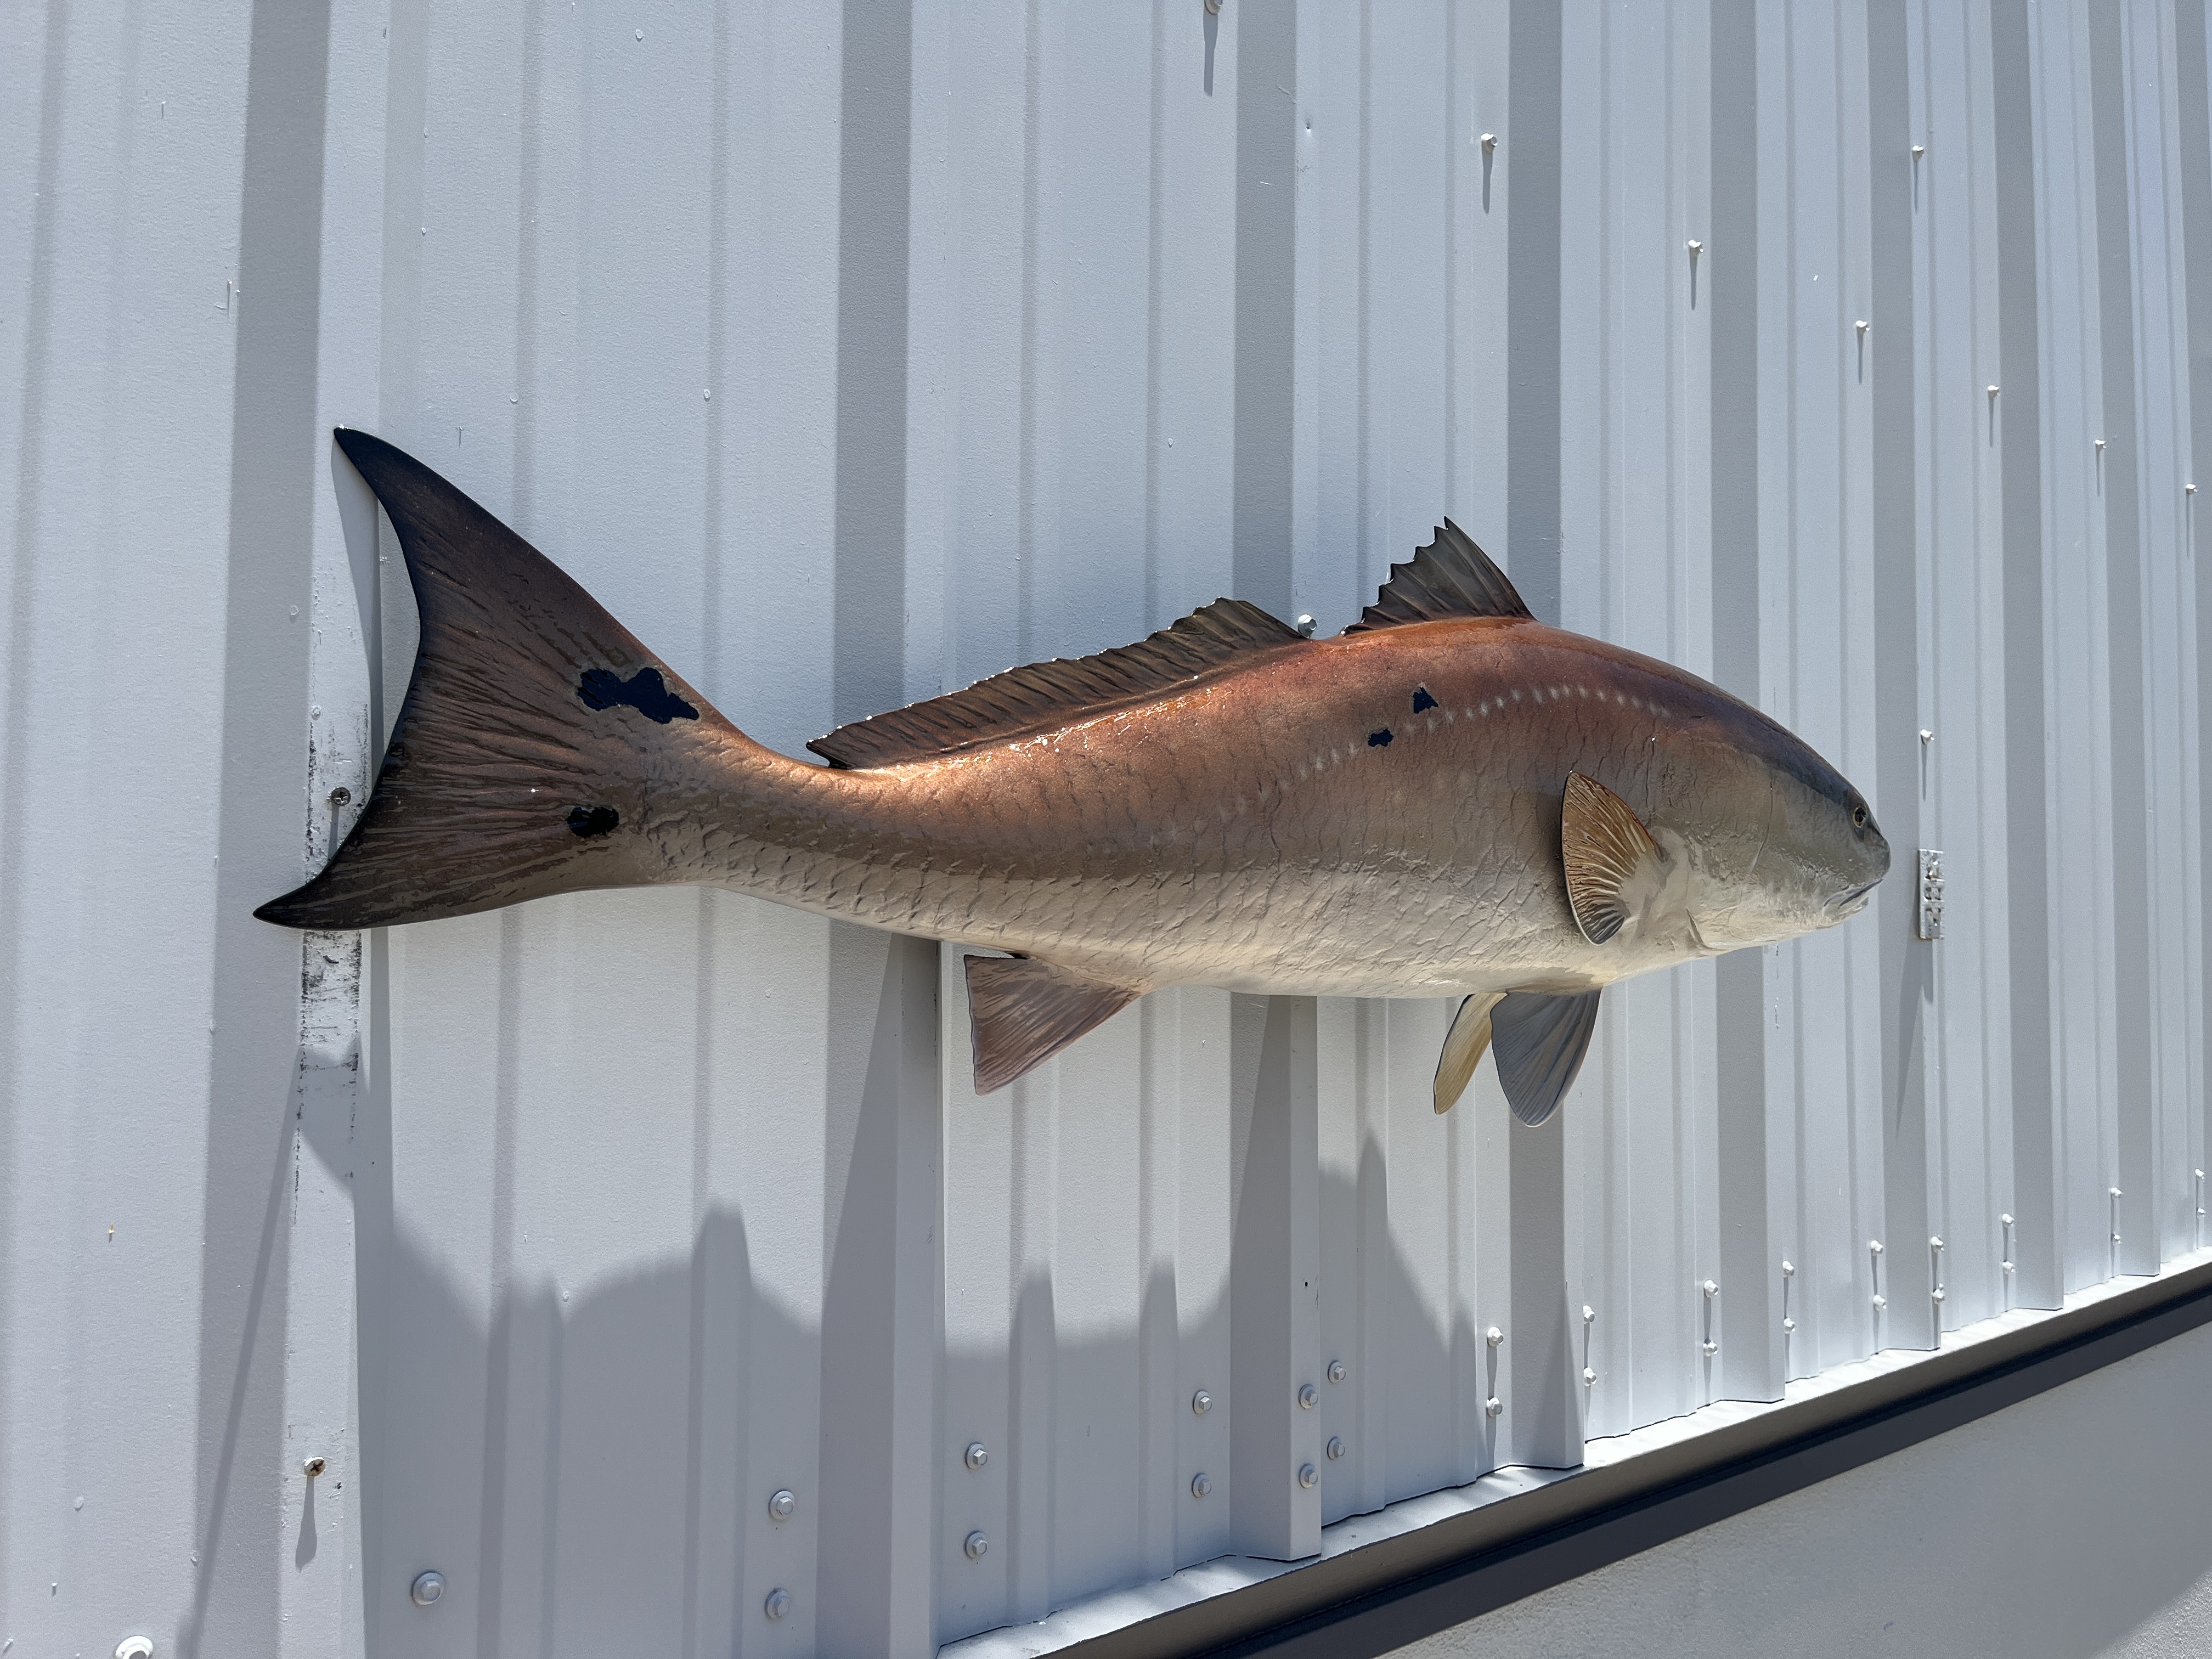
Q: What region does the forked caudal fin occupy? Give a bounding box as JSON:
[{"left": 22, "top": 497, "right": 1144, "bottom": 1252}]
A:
[{"left": 256, "top": 430, "right": 738, "bottom": 930}]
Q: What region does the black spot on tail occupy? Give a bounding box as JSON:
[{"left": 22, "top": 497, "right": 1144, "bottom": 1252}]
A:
[
  {"left": 1368, "top": 727, "right": 1393, "bottom": 748},
  {"left": 577, "top": 665, "right": 698, "bottom": 724},
  {"left": 1412, "top": 686, "right": 1438, "bottom": 713},
  {"left": 567, "top": 804, "right": 620, "bottom": 837}
]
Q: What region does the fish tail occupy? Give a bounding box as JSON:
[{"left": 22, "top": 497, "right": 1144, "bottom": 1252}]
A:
[{"left": 257, "top": 430, "right": 742, "bottom": 930}]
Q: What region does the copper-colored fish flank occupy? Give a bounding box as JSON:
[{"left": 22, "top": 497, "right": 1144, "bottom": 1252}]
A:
[{"left": 262, "top": 433, "right": 1891, "bottom": 1118}]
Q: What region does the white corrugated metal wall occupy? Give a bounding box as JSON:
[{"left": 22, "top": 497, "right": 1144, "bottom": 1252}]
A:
[{"left": 4, "top": 1, "right": 2210, "bottom": 1655}]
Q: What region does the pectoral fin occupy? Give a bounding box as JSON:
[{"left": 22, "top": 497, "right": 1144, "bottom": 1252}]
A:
[
  {"left": 964, "top": 955, "right": 1143, "bottom": 1094},
  {"left": 1493, "top": 988, "right": 1602, "bottom": 1127},
  {"left": 1434, "top": 992, "right": 1504, "bottom": 1115},
  {"left": 1561, "top": 771, "right": 1666, "bottom": 945}
]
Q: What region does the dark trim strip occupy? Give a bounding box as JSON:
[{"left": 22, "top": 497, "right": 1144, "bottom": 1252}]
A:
[{"left": 1019, "top": 1259, "right": 2212, "bottom": 1659}]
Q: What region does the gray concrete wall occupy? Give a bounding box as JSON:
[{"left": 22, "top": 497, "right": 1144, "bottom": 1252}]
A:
[{"left": 1396, "top": 1322, "right": 2212, "bottom": 1658}]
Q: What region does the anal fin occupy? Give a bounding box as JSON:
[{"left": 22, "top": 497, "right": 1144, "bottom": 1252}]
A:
[
  {"left": 964, "top": 955, "right": 1143, "bottom": 1094},
  {"left": 1434, "top": 992, "right": 1504, "bottom": 1115},
  {"left": 1493, "top": 988, "right": 1603, "bottom": 1127}
]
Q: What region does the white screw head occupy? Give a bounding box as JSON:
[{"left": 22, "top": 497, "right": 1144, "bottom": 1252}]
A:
[
  {"left": 1702, "top": 1279, "right": 1719, "bottom": 1298},
  {"left": 1295, "top": 614, "right": 1318, "bottom": 637},
  {"left": 2002, "top": 1261, "right": 2015, "bottom": 1274},
  {"left": 115, "top": 1640, "right": 156, "bottom": 1659},
  {"left": 1582, "top": 1367, "right": 1598, "bottom": 1385},
  {"left": 2000, "top": 1214, "right": 2014, "bottom": 1227},
  {"left": 1688, "top": 238, "right": 1703, "bottom": 255},
  {"left": 410, "top": 1570, "right": 445, "bottom": 1607},
  {"left": 2111, "top": 1187, "right": 2124, "bottom": 1199},
  {"left": 1932, "top": 1288, "right": 1946, "bottom": 1303},
  {"left": 1298, "top": 1383, "right": 1318, "bottom": 1410},
  {"left": 764, "top": 1588, "right": 792, "bottom": 1621},
  {"left": 1327, "top": 1436, "right": 1345, "bottom": 1460},
  {"left": 1483, "top": 1396, "right": 1503, "bottom": 1418},
  {"left": 1872, "top": 1294, "right": 1888, "bottom": 1311},
  {"left": 1781, "top": 1260, "right": 1796, "bottom": 1277},
  {"left": 1327, "top": 1359, "right": 1346, "bottom": 1384},
  {"left": 964, "top": 1442, "right": 988, "bottom": 1472},
  {"left": 1701, "top": 1340, "right": 1718, "bottom": 1357},
  {"left": 1480, "top": 133, "right": 1497, "bottom": 153},
  {"left": 768, "top": 1488, "right": 797, "bottom": 1521},
  {"left": 1192, "top": 1389, "right": 1212, "bottom": 1416},
  {"left": 1929, "top": 1235, "right": 1944, "bottom": 1250},
  {"left": 1782, "top": 1317, "right": 1797, "bottom": 1333},
  {"left": 1297, "top": 1463, "right": 1319, "bottom": 1490},
  {"left": 1485, "top": 1325, "right": 1504, "bottom": 1347},
  {"left": 964, "top": 1530, "right": 990, "bottom": 1561},
  {"left": 1911, "top": 143, "right": 1926, "bottom": 159},
  {"left": 1869, "top": 1240, "right": 1884, "bottom": 1256},
  {"left": 1191, "top": 1472, "right": 1212, "bottom": 1498},
  {"left": 1582, "top": 1304, "right": 1596, "bottom": 1324},
  {"left": 1857, "top": 319, "right": 1871, "bottom": 336},
  {"left": 303, "top": 1455, "right": 326, "bottom": 1477}
]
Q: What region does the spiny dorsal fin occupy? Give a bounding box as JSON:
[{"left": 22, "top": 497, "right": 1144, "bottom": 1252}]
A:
[
  {"left": 1561, "top": 771, "right": 1666, "bottom": 945},
  {"left": 964, "top": 955, "right": 1143, "bottom": 1093},
  {"left": 1493, "top": 988, "right": 1602, "bottom": 1127},
  {"left": 810, "top": 598, "right": 1302, "bottom": 769},
  {"left": 1342, "top": 519, "right": 1531, "bottom": 634},
  {"left": 1434, "top": 992, "right": 1504, "bottom": 1115}
]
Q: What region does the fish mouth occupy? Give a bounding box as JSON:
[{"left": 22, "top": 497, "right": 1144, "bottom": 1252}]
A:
[{"left": 1827, "top": 877, "right": 1881, "bottom": 918}]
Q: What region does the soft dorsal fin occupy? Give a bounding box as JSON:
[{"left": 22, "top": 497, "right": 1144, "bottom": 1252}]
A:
[
  {"left": 809, "top": 598, "right": 1303, "bottom": 769},
  {"left": 1493, "top": 988, "right": 1602, "bottom": 1126},
  {"left": 1560, "top": 771, "right": 1667, "bottom": 945},
  {"left": 1433, "top": 992, "right": 1504, "bottom": 1114},
  {"left": 964, "top": 955, "right": 1143, "bottom": 1093},
  {"left": 1342, "top": 519, "right": 1532, "bottom": 633}
]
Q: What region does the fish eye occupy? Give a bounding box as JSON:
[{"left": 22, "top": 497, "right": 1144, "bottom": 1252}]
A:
[{"left": 1851, "top": 803, "right": 1869, "bottom": 830}]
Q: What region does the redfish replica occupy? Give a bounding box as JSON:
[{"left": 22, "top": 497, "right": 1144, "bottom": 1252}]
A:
[{"left": 262, "top": 431, "right": 1889, "bottom": 1125}]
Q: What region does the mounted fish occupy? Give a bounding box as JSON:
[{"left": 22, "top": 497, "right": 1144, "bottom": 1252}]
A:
[{"left": 261, "top": 431, "right": 1891, "bottom": 1125}]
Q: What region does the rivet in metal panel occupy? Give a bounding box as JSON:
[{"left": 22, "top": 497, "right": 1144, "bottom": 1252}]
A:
[
  {"left": 1701, "top": 1340, "right": 1717, "bottom": 1357},
  {"left": 1298, "top": 1463, "right": 1319, "bottom": 1489},
  {"left": 1930, "top": 1236, "right": 1944, "bottom": 1250},
  {"left": 1192, "top": 1389, "right": 1213, "bottom": 1415},
  {"left": 768, "top": 1488, "right": 797, "bottom": 1521},
  {"left": 1782, "top": 1318, "right": 1796, "bottom": 1333},
  {"left": 1191, "top": 1472, "right": 1212, "bottom": 1498},
  {"left": 1869, "top": 1240, "right": 1883, "bottom": 1256},
  {"left": 1481, "top": 133, "right": 1497, "bottom": 154},
  {"left": 1485, "top": 1325, "right": 1504, "bottom": 1347},
  {"left": 2111, "top": 1187, "right": 2124, "bottom": 1198},
  {"left": 1582, "top": 1304, "right": 1596, "bottom": 1324},
  {"left": 115, "top": 1640, "right": 156, "bottom": 1659},
  {"left": 2001, "top": 1213, "right": 2013, "bottom": 1227},
  {"left": 1583, "top": 1367, "right": 1598, "bottom": 1385},
  {"left": 1702, "top": 1279, "right": 1719, "bottom": 1299},
  {"left": 1298, "top": 1383, "right": 1318, "bottom": 1410},
  {"left": 1688, "top": 239, "right": 1703, "bottom": 257},
  {"left": 964, "top": 1530, "right": 990, "bottom": 1561},
  {"left": 326, "top": 788, "right": 350, "bottom": 809},
  {"left": 2002, "top": 1261, "right": 2015, "bottom": 1274},
  {"left": 1781, "top": 1260, "right": 1795, "bottom": 1277},
  {"left": 1295, "top": 614, "right": 1317, "bottom": 637},
  {"left": 410, "top": 1571, "right": 445, "bottom": 1608},
  {"left": 1911, "top": 144, "right": 1926, "bottom": 159},
  {"left": 1872, "top": 1295, "right": 1887, "bottom": 1311},
  {"left": 634, "top": 27, "right": 644, "bottom": 38},
  {"left": 964, "top": 1442, "right": 988, "bottom": 1472},
  {"left": 303, "top": 1456, "right": 326, "bottom": 1478},
  {"left": 1857, "top": 319, "right": 1870, "bottom": 337},
  {"left": 1931, "top": 1289, "right": 1945, "bottom": 1303},
  {"left": 1327, "top": 1436, "right": 1346, "bottom": 1460},
  {"left": 1919, "top": 730, "right": 1933, "bottom": 747},
  {"left": 1328, "top": 1359, "right": 1346, "bottom": 1384},
  {"left": 764, "top": 1588, "right": 792, "bottom": 1621},
  {"left": 1988, "top": 383, "right": 2000, "bottom": 399},
  {"left": 1483, "top": 1396, "right": 1503, "bottom": 1418},
  {"left": 2096, "top": 438, "right": 2107, "bottom": 453}
]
